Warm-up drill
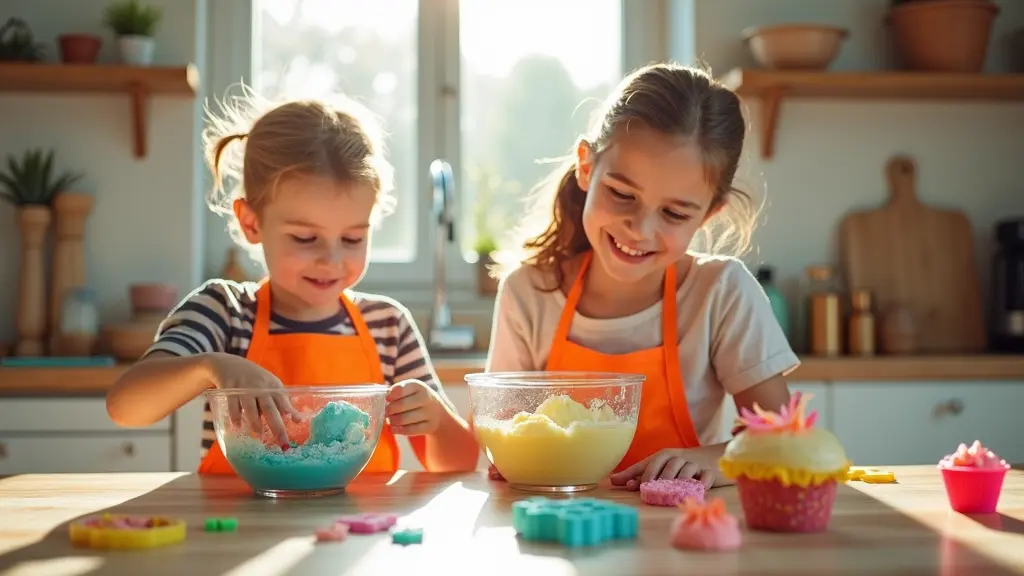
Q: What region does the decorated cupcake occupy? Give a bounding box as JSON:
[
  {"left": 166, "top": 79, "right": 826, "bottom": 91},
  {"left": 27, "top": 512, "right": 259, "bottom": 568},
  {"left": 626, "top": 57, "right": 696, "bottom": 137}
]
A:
[
  {"left": 938, "top": 440, "right": 1010, "bottom": 514},
  {"left": 718, "top": 392, "right": 850, "bottom": 533},
  {"left": 670, "top": 497, "right": 741, "bottom": 552}
]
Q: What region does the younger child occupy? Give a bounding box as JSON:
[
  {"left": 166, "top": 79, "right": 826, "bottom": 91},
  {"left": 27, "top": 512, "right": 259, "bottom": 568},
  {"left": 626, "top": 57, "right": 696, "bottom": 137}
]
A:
[
  {"left": 487, "top": 63, "right": 796, "bottom": 489},
  {"left": 107, "top": 93, "right": 479, "bottom": 474}
]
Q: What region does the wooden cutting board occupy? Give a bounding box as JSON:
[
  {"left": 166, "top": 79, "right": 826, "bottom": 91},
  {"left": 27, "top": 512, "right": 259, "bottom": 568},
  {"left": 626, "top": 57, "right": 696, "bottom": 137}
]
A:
[{"left": 839, "top": 155, "right": 985, "bottom": 353}]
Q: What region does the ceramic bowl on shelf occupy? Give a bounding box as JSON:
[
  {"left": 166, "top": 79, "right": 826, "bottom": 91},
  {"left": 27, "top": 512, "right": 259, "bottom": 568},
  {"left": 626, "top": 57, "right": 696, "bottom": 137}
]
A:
[
  {"left": 466, "top": 371, "right": 643, "bottom": 493},
  {"left": 207, "top": 385, "right": 388, "bottom": 498},
  {"left": 743, "top": 24, "right": 849, "bottom": 70}
]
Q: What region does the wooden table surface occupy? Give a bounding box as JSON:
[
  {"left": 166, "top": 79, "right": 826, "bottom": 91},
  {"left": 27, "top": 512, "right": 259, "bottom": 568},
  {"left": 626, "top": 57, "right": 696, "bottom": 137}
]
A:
[{"left": 1, "top": 466, "right": 1022, "bottom": 576}]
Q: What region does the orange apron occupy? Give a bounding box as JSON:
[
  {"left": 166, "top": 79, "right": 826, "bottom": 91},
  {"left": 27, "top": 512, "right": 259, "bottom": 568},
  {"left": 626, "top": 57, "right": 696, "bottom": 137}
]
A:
[
  {"left": 545, "top": 252, "right": 701, "bottom": 472},
  {"left": 198, "top": 281, "right": 414, "bottom": 475}
]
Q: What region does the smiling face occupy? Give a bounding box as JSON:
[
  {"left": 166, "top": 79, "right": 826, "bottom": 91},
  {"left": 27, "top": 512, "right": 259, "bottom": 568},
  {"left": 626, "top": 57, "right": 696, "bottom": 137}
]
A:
[
  {"left": 576, "top": 124, "right": 719, "bottom": 287},
  {"left": 235, "top": 175, "right": 377, "bottom": 319}
]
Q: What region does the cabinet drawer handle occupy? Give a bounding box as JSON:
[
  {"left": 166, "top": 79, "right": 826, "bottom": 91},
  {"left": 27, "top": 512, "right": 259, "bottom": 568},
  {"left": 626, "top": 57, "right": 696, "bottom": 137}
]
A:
[
  {"left": 934, "top": 399, "right": 964, "bottom": 417},
  {"left": 0, "top": 442, "right": 6, "bottom": 459},
  {"left": 122, "top": 442, "right": 136, "bottom": 457}
]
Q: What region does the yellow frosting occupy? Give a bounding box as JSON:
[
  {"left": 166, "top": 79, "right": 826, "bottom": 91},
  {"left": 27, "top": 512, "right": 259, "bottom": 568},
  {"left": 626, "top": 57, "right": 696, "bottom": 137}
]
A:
[{"left": 719, "top": 427, "right": 850, "bottom": 487}]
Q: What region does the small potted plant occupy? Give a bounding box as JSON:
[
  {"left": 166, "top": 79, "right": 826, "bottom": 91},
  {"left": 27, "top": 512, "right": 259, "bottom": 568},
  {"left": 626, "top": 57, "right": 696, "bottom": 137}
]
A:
[
  {"left": 103, "top": 0, "right": 162, "bottom": 66},
  {"left": 58, "top": 32, "right": 102, "bottom": 64},
  {"left": 887, "top": 0, "right": 1000, "bottom": 72},
  {"left": 0, "top": 149, "right": 83, "bottom": 357},
  {"left": 0, "top": 18, "right": 45, "bottom": 62}
]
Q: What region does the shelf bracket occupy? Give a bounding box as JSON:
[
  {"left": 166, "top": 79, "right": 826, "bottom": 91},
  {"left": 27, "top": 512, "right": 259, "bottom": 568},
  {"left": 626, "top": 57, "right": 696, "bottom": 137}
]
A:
[
  {"left": 128, "top": 82, "right": 149, "bottom": 159},
  {"left": 759, "top": 87, "right": 785, "bottom": 160}
]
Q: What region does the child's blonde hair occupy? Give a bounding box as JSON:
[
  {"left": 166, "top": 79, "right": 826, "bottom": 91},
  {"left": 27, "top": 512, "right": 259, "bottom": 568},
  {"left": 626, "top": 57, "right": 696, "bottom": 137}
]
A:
[
  {"left": 515, "top": 63, "right": 757, "bottom": 291},
  {"left": 203, "top": 87, "right": 396, "bottom": 265}
]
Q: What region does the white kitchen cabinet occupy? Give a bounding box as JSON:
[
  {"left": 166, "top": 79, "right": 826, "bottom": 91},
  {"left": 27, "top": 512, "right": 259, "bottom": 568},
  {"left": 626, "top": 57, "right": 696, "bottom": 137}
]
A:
[
  {"left": 718, "top": 381, "right": 831, "bottom": 440},
  {"left": 832, "top": 381, "right": 1024, "bottom": 466},
  {"left": 0, "top": 397, "right": 175, "bottom": 474}
]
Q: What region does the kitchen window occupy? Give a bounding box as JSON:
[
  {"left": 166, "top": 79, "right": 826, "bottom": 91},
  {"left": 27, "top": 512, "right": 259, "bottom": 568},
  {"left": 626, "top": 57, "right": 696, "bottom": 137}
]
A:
[{"left": 209, "top": 0, "right": 667, "bottom": 304}]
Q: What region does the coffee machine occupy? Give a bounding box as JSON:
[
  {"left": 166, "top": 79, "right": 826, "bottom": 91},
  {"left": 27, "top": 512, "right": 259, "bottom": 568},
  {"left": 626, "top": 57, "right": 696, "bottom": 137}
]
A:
[{"left": 991, "top": 218, "right": 1024, "bottom": 352}]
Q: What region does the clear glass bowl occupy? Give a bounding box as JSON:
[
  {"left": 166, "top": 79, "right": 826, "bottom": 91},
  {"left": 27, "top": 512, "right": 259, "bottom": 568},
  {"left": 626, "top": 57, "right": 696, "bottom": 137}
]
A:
[
  {"left": 466, "top": 371, "right": 643, "bottom": 492},
  {"left": 206, "top": 385, "right": 388, "bottom": 498}
]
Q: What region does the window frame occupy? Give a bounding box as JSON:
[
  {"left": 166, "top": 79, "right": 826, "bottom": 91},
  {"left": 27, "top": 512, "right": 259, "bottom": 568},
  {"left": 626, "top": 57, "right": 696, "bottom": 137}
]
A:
[{"left": 206, "top": 0, "right": 668, "bottom": 309}]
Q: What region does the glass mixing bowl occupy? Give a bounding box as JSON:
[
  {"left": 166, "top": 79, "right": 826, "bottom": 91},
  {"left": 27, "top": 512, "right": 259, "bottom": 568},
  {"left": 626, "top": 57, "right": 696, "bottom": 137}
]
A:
[
  {"left": 466, "top": 371, "right": 643, "bottom": 492},
  {"left": 206, "top": 385, "right": 388, "bottom": 498}
]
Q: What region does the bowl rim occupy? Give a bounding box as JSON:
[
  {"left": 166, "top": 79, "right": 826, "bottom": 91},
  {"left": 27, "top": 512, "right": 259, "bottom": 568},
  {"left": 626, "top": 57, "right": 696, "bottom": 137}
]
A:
[
  {"left": 205, "top": 384, "right": 389, "bottom": 397},
  {"left": 464, "top": 371, "right": 645, "bottom": 388},
  {"left": 741, "top": 24, "right": 850, "bottom": 40}
]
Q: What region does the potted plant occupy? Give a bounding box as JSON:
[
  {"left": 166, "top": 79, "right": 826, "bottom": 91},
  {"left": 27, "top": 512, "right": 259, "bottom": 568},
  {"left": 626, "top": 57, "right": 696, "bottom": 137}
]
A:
[
  {"left": 58, "top": 33, "right": 102, "bottom": 64},
  {"left": 0, "top": 18, "right": 45, "bottom": 62},
  {"left": 0, "top": 149, "right": 83, "bottom": 356},
  {"left": 887, "top": 0, "right": 1000, "bottom": 72},
  {"left": 103, "top": 0, "right": 162, "bottom": 66}
]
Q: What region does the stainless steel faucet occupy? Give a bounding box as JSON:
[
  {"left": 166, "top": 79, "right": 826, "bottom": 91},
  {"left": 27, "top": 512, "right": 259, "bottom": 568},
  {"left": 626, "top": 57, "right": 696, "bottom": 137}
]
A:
[{"left": 428, "top": 159, "right": 476, "bottom": 351}]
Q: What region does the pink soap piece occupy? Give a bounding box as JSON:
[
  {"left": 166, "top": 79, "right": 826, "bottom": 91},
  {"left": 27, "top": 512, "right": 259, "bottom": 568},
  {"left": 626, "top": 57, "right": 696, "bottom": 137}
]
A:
[
  {"left": 315, "top": 523, "right": 350, "bottom": 542},
  {"left": 640, "top": 478, "right": 706, "bottom": 507},
  {"left": 337, "top": 513, "right": 398, "bottom": 534}
]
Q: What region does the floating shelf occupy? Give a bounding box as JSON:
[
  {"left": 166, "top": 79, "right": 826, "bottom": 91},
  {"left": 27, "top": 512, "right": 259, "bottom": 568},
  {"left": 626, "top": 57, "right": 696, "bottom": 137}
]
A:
[
  {"left": 3, "top": 355, "right": 1024, "bottom": 395},
  {"left": 0, "top": 63, "right": 200, "bottom": 159},
  {"left": 718, "top": 68, "right": 1024, "bottom": 159}
]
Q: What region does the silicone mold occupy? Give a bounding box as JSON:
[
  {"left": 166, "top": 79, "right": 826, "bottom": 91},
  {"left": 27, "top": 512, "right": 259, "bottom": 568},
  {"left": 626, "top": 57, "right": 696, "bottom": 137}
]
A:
[{"left": 511, "top": 497, "right": 639, "bottom": 547}]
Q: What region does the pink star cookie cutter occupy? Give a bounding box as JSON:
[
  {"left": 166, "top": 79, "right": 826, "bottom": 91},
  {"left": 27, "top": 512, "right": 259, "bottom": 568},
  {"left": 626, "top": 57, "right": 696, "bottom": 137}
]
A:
[
  {"left": 314, "top": 522, "right": 350, "bottom": 542},
  {"left": 336, "top": 513, "right": 398, "bottom": 534}
]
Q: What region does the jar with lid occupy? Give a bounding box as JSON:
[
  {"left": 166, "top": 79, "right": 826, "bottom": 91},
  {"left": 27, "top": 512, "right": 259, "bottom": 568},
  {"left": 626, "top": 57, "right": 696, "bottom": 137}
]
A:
[
  {"left": 58, "top": 287, "right": 99, "bottom": 356},
  {"left": 800, "top": 265, "right": 844, "bottom": 356}
]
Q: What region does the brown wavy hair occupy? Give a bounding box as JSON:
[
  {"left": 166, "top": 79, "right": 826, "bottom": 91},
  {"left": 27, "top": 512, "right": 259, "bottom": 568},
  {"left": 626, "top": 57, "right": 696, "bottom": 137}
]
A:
[
  {"left": 202, "top": 87, "right": 395, "bottom": 266},
  {"left": 514, "top": 63, "right": 756, "bottom": 291}
]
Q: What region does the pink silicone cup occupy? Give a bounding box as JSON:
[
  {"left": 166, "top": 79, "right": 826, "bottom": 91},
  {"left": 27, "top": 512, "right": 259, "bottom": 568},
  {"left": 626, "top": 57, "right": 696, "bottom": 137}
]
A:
[{"left": 941, "top": 466, "right": 1008, "bottom": 514}]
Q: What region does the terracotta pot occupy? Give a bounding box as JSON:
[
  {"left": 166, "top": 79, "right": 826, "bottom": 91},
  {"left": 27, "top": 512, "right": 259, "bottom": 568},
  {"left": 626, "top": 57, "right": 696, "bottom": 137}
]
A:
[
  {"left": 476, "top": 255, "right": 498, "bottom": 296},
  {"left": 129, "top": 283, "right": 178, "bottom": 316},
  {"left": 58, "top": 34, "right": 102, "bottom": 64},
  {"left": 887, "top": 0, "right": 999, "bottom": 72}
]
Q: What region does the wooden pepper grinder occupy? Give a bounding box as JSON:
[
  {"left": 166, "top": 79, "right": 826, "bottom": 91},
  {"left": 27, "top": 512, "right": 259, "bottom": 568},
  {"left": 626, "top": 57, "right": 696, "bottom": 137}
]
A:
[
  {"left": 49, "top": 192, "right": 94, "bottom": 355},
  {"left": 15, "top": 205, "right": 52, "bottom": 356}
]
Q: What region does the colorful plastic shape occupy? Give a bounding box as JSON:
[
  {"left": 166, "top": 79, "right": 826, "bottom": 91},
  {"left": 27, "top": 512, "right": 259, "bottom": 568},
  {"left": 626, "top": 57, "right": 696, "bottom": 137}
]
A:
[
  {"left": 511, "top": 497, "right": 639, "bottom": 547},
  {"left": 391, "top": 527, "right": 423, "bottom": 545},
  {"left": 336, "top": 513, "right": 398, "bottom": 534},
  {"left": 640, "top": 478, "right": 705, "bottom": 507},
  {"left": 848, "top": 467, "right": 897, "bottom": 484},
  {"left": 204, "top": 517, "right": 239, "bottom": 532},
  {"left": 69, "top": 514, "right": 186, "bottom": 550},
  {"left": 315, "top": 522, "right": 350, "bottom": 542}
]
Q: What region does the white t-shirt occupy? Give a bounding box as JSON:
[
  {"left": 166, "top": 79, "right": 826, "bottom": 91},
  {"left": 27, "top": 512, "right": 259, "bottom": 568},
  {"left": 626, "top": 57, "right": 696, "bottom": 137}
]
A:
[{"left": 485, "top": 254, "right": 800, "bottom": 445}]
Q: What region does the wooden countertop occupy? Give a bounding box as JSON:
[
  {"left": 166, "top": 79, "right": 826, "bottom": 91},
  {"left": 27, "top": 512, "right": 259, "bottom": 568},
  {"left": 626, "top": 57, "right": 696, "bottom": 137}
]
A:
[
  {"left": 1, "top": 467, "right": 1022, "bottom": 574},
  {"left": 2, "top": 354, "right": 1024, "bottom": 396}
]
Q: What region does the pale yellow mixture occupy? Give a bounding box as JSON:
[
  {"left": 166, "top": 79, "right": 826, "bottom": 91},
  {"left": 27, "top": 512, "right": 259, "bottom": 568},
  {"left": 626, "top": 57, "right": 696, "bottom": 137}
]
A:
[{"left": 474, "top": 394, "right": 637, "bottom": 486}]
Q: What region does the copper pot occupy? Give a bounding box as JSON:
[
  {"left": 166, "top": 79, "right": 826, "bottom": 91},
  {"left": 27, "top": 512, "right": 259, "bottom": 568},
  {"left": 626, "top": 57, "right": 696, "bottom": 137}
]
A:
[{"left": 887, "top": 0, "right": 999, "bottom": 72}]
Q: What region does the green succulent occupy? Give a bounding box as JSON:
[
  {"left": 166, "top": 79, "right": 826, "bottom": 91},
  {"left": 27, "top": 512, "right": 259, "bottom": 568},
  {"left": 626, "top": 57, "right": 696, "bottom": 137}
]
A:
[
  {"left": 474, "top": 235, "right": 498, "bottom": 257},
  {"left": 0, "top": 149, "right": 83, "bottom": 206},
  {"left": 0, "top": 18, "right": 45, "bottom": 62},
  {"left": 104, "top": 0, "right": 163, "bottom": 37}
]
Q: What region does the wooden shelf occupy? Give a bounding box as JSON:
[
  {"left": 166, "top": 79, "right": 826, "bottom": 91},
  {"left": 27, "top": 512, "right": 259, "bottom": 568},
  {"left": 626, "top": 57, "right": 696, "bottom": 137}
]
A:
[
  {"left": 2, "top": 355, "right": 1024, "bottom": 396},
  {"left": 718, "top": 68, "right": 1024, "bottom": 159},
  {"left": 0, "top": 63, "right": 200, "bottom": 159}
]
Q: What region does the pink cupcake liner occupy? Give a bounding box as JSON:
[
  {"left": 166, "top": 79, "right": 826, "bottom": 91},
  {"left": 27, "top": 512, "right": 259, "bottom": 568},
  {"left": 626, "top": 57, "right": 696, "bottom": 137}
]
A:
[
  {"left": 736, "top": 476, "right": 837, "bottom": 532},
  {"left": 941, "top": 467, "right": 1007, "bottom": 514},
  {"left": 639, "top": 478, "right": 705, "bottom": 507}
]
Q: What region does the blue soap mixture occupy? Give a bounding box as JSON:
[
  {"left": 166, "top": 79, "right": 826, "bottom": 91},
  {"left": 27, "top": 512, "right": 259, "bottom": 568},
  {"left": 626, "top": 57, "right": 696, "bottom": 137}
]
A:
[{"left": 225, "top": 400, "right": 374, "bottom": 492}]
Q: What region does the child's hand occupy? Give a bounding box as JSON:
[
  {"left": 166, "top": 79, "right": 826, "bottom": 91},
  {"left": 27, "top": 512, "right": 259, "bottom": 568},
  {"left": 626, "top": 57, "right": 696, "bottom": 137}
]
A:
[
  {"left": 385, "top": 379, "right": 447, "bottom": 436},
  {"left": 204, "top": 352, "right": 301, "bottom": 446},
  {"left": 609, "top": 448, "right": 718, "bottom": 491}
]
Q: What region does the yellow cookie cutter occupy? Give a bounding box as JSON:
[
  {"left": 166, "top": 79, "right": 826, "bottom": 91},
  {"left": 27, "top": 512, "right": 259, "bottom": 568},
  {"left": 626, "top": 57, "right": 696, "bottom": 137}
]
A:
[{"left": 69, "top": 514, "right": 186, "bottom": 550}]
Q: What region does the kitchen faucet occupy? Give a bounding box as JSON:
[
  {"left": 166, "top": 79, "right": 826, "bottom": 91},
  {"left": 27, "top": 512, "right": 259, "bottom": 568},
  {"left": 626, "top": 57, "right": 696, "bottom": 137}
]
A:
[{"left": 427, "top": 159, "right": 476, "bottom": 352}]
